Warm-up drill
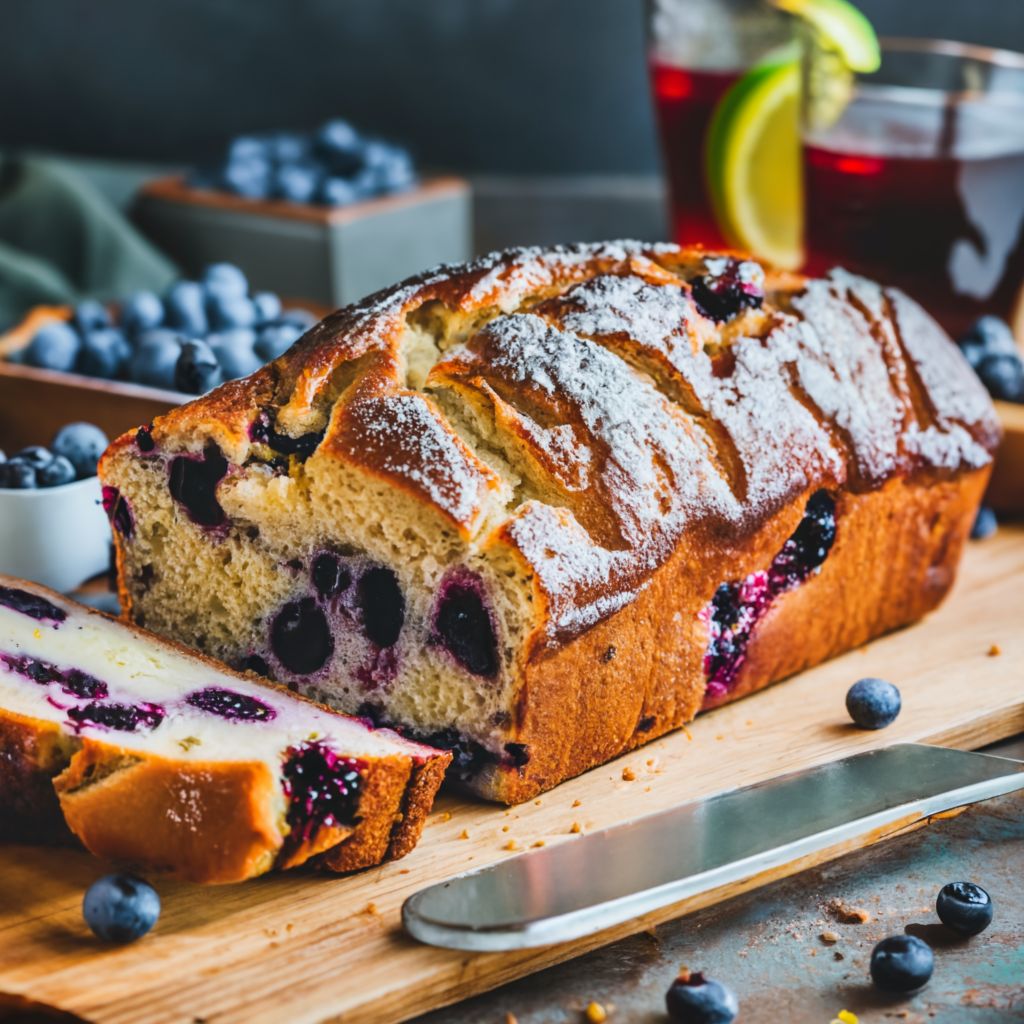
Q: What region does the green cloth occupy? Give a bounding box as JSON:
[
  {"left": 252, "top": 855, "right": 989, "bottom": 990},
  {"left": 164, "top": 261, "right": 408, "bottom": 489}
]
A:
[{"left": 0, "top": 156, "right": 178, "bottom": 329}]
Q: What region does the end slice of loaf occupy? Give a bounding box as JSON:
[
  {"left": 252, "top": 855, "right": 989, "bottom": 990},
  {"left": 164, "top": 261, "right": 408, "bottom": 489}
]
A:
[
  {"left": 0, "top": 577, "right": 449, "bottom": 883},
  {"left": 99, "top": 243, "right": 1001, "bottom": 804}
]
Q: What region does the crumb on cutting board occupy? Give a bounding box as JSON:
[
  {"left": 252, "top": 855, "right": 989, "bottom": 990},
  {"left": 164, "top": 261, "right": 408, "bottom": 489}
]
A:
[{"left": 826, "top": 899, "right": 871, "bottom": 924}]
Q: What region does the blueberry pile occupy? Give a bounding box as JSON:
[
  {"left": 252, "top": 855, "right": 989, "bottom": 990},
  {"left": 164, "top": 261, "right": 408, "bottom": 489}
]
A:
[
  {"left": 957, "top": 316, "right": 1024, "bottom": 403},
  {"left": 14, "top": 264, "right": 315, "bottom": 395},
  {"left": 189, "top": 118, "right": 417, "bottom": 206},
  {"left": 0, "top": 422, "right": 109, "bottom": 490}
]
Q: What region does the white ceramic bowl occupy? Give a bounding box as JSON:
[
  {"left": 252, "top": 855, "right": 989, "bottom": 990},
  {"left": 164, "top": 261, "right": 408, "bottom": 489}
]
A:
[{"left": 0, "top": 476, "right": 112, "bottom": 592}]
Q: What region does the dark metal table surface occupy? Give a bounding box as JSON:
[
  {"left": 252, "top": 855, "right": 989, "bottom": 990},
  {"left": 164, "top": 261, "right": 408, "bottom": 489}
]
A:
[{"left": 415, "top": 738, "right": 1024, "bottom": 1024}]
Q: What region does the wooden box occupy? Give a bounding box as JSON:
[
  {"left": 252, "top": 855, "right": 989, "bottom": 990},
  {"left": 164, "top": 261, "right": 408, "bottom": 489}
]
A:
[{"left": 133, "top": 176, "right": 472, "bottom": 309}]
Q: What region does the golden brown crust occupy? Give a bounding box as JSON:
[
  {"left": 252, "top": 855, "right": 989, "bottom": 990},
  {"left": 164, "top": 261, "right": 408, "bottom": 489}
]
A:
[
  {"left": 478, "top": 469, "right": 989, "bottom": 803},
  {"left": 55, "top": 743, "right": 285, "bottom": 884},
  {"left": 100, "top": 242, "right": 1000, "bottom": 804}
]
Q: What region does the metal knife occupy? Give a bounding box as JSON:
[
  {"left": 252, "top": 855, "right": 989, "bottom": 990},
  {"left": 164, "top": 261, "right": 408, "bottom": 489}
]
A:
[{"left": 403, "top": 744, "right": 1024, "bottom": 951}]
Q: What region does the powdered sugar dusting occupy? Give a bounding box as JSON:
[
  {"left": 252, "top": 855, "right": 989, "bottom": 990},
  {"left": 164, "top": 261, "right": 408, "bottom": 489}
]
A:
[{"left": 334, "top": 393, "right": 494, "bottom": 529}]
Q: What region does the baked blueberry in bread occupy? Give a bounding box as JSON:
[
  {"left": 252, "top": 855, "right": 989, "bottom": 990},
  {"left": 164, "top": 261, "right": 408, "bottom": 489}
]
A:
[
  {"left": 99, "top": 242, "right": 1000, "bottom": 804},
  {"left": 0, "top": 578, "right": 449, "bottom": 881}
]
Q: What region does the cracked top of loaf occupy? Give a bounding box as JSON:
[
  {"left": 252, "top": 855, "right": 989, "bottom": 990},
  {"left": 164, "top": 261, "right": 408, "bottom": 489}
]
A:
[{"left": 106, "top": 242, "right": 1000, "bottom": 644}]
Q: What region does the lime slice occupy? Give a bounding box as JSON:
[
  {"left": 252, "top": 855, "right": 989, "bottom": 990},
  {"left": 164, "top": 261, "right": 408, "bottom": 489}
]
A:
[
  {"left": 771, "top": 0, "right": 881, "bottom": 73},
  {"left": 706, "top": 58, "right": 803, "bottom": 270}
]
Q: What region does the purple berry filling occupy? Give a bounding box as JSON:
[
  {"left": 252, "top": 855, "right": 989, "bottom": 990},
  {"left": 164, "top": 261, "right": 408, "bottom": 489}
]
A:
[
  {"left": 185, "top": 686, "right": 276, "bottom": 721},
  {"left": 101, "top": 486, "right": 134, "bottom": 538},
  {"left": 168, "top": 443, "right": 229, "bottom": 527},
  {"left": 312, "top": 553, "right": 352, "bottom": 599},
  {"left": 431, "top": 571, "right": 499, "bottom": 678},
  {"left": 249, "top": 409, "right": 325, "bottom": 460},
  {"left": 703, "top": 491, "right": 836, "bottom": 702},
  {"left": 67, "top": 701, "right": 165, "bottom": 733},
  {"left": 357, "top": 567, "right": 405, "bottom": 649},
  {"left": 135, "top": 425, "right": 156, "bottom": 453},
  {"left": 271, "top": 597, "right": 334, "bottom": 675},
  {"left": 0, "top": 585, "right": 66, "bottom": 626},
  {"left": 281, "top": 741, "right": 365, "bottom": 843},
  {"left": 691, "top": 258, "right": 765, "bottom": 322},
  {"left": 1, "top": 652, "right": 109, "bottom": 699}
]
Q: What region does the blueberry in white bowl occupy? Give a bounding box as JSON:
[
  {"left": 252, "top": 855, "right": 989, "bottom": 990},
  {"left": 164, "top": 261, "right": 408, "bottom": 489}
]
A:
[{"left": 0, "top": 422, "right": 112, "bottom": 590}]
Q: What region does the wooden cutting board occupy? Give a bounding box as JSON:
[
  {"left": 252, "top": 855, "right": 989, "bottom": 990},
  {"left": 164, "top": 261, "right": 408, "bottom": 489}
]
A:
[{"left": 2, "top": 528, "right": 1022, "bottom": 1024}]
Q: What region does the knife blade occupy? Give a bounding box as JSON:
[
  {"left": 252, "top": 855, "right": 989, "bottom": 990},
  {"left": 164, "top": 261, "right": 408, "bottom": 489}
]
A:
[{"left": 403, "top": 744, "right": 1024, "bottom": 951}]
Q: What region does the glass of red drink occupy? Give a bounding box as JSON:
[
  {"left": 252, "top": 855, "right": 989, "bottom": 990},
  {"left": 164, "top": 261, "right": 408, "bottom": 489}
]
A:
[
  {"left": 648, "top": 0, "right": 791, "bottom": 249},
  {"left": 802, "top": 39, "right": 1024, "bottom": 339}
]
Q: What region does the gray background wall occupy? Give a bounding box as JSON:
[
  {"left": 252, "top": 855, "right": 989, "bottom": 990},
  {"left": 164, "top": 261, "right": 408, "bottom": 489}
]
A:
[{"left": 2, "top": 0, "right": 1023, "bottom": 174}]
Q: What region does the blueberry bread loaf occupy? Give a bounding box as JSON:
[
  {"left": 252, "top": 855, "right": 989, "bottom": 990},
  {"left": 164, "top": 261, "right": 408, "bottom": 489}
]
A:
[
  {"left": 0, "top": 578, "right": 449, "bottom": 882},
  {"left": 99, "top": 242, "right": 1000, "bottom": 804}
]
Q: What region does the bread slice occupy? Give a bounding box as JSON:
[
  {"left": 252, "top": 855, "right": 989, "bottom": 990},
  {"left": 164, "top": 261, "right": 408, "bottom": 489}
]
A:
[
  {"left": 99, "top": 243, "right": 1000, "bottom": 803},
  {"left": 0, "top": 577, "right": 449, "bottom": 882}
]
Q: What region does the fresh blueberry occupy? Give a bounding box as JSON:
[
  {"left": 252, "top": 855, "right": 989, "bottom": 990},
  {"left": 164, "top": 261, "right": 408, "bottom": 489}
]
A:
[
  {"left": 319, "top": 176, "right": 359, "bottom": 206},
  {"left": 83, "top": 874, "right": 160, "bottom": 943},
  {"left": 274, "top": 162, "right": 321, "bottom": 204},
  {"left": 129, "top": 332, "right": 182, "bottom": 389},
  {"left": 202, "top": 263, "right": 249, "bottom": 299},
  {"left": 845, "top": 677, "right": 901, "bottom": 729},
  {"left": 72, "top": 299, "right": 110, "bottom": 332},
  {"left": 175, "top": 339, "right": 223, "bottom": 394},
  {"left": 665, "top": 970, "right": 738, "bottom": 1024},
  {"left": 209, "top": 329, "right": 262, "bottom": 380},
  {"left": 226, "top": 136, "right": 267, "bottom": 164},
  {"left": 252, "top": 291, "right": 282, "bottom": 324},
  {"left": 361, "top": 141, "right": 416, "bottom": 193},
  {"left": 51, "top": 422, "right": 109, "bottom": 479},
  {"left": 120, "top": 291, "right": 165, "bottom": 335},
  {"left": 314, "top": 120, "right": 362, "bottom": 172},
  {"left": 0, "top": 461, "right": 37, "bottom": 488},
  {"left": 870, "top": 935, "right": 934, "bottom": 993},
  {"left": 164, "top": 281, "right": 208, "bottom": 337},
  {"left": 207, "top": 292, "right": 257, "bottom": 331},
  {"left": 77, "top": 327, "right": 131, "bottom": 378},
  {"left": 13, "top": 446, "right": 53, "bottom": 470},
  {"left": 959, "top": 316, "right": 1019, "bottom": 360},
  {"left": 37, "top": 454, "right": 76, "bottom": 487},
  {"left": 221, "top": 156, "right": 272, "bottom": 200},
  {"left": 254, "top": 322, "right": 303, "bottom": 361},
  {"left": 266, "top": 131, "right": 309, "bottom": 164},
  {"left": 24, "top": 321, "right": 81, "bottom": 372},
  {"left": 977, "top": 352, "right": 1024, "bottom": 402},
  {"left": 971, "top": 505, "right": 998, "bottom": 540},
  {"left": 936, "top": 881, "right": 993, "bottom": 936}
]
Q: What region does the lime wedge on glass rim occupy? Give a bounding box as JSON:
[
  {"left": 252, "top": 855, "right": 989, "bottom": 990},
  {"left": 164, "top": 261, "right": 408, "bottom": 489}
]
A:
[{"left": 704, "top": 0, "right": 880, "bottom": 270}]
